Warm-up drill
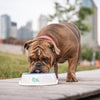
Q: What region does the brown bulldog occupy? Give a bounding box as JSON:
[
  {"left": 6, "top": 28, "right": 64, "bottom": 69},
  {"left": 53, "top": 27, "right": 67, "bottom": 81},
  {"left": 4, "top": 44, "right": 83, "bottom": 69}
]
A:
[{"left": 24, "top": 23, "right": 81, "bottom": 82}]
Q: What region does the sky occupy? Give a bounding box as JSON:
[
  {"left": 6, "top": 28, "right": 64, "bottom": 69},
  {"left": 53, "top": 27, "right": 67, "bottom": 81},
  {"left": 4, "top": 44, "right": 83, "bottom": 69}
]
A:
[
  {"left": 0, "top": 0, "right": 79, "bottom": 31},
  {"left": 0, "top": 0, "right": 57, "bottom": 31},
  {"left": 0, "top": 0, "right": 100, "bottom": 34}
]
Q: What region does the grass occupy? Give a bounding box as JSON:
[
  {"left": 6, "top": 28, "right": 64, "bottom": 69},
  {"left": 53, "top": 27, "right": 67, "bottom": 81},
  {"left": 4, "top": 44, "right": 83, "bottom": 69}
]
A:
[
  {"left": 0, "top": 52, "right": 29, "bottom": 79},
  {"left": 50, "top": 63, "right": 99, "bottom": 73},
  {"left": 0, "top": 51, "right": 99, "bottom": 79}
]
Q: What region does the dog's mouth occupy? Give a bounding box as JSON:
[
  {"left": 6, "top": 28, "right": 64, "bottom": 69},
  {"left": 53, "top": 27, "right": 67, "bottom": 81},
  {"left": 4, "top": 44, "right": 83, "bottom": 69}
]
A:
[{"left": 31, "top": 69, "right": 44, "bottom": 73}]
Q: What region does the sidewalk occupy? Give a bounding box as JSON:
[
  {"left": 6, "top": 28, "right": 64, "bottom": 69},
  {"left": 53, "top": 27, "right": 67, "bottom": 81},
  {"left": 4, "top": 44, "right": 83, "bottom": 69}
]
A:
[
  {"left": 0, "top": 69, "right": 100, "bottom": 100},
  {"left": 0, "top": 44, "right": 23, "bottom": 54}
]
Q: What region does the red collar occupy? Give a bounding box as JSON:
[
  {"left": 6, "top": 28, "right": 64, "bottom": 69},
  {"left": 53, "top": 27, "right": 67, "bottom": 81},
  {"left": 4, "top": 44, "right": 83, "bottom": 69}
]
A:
[{"left": 39, "top": 35, "right": 57, "bottom": 46}]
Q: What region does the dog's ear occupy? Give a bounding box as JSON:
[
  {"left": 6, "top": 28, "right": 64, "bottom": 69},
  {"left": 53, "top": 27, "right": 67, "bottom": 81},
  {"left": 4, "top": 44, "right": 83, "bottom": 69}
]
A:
[
  {"left": 24, "top": 40, "right": 35, "bottom": 50},
  {"left": 49, "top": 41, "right": 60, "bottom": 55}
]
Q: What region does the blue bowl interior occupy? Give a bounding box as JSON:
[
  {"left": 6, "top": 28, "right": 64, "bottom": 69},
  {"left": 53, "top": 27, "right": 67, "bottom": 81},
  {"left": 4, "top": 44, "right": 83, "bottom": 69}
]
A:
[{"left": 22, "top": 72, "right": 54, "bottom": 75}]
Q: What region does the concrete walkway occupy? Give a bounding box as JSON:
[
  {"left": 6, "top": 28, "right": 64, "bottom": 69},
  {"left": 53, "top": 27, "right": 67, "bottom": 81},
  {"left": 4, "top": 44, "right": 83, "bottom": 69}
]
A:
[
  {"left": 0, "top": 69, "right": 100, "bottom": 100},
  {"left": 0, "top": 44, "right": 23, "bottom": 54}
]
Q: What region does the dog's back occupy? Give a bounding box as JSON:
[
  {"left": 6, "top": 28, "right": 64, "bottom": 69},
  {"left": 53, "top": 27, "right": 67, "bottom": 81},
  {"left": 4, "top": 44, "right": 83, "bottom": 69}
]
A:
[
  {"left": 59, "top": 22, "right": 81, "bottom": 62},
  {"left": 60, "top": 22, "right": 80, "bottom": 42}
]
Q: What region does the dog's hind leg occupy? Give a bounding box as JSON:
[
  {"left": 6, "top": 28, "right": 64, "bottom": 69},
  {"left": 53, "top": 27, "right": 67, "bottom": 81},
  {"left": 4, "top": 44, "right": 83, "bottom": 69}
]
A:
[{"left": 66, "top": 55, "right": 78, "bottom": 82}]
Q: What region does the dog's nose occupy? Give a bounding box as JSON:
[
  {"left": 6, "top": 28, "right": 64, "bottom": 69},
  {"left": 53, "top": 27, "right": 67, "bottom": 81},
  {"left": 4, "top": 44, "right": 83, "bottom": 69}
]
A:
[{"left": 36, "top": 63, "right": 41, "bottom": 68}]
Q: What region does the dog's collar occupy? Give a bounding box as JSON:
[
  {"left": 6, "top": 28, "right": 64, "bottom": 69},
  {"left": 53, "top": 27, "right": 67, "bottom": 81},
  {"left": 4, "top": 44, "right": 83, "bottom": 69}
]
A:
[{"left": 39, "top": 35, "right": 57, "bottom": 46}]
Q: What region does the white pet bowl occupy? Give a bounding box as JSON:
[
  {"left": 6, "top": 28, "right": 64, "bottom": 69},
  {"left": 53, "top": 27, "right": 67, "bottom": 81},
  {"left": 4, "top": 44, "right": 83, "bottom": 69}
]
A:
[{"left": 19, "top": 72, "right": 58, "bottom": 86}]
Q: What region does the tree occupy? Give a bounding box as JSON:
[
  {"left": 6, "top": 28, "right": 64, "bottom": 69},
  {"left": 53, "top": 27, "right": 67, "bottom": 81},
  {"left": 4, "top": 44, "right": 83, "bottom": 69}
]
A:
[{"left": 48, "top": 0, "right": 94, "bottom": 35}]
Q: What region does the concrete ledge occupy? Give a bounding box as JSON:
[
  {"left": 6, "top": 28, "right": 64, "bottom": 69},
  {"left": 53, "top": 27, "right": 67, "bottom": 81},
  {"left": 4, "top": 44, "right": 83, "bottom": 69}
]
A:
[
  {"left": 0, "top": 69, "right": 100, "bottom": 100},
  {"left": 0, "top": 44, "right": 23, "bottom": 54}
]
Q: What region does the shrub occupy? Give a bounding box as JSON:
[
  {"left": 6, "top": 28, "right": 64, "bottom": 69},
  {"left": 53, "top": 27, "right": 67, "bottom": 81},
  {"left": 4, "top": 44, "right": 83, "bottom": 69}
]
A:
[{"left": 81, "top": 46, "right": 100, "bottom": 61}]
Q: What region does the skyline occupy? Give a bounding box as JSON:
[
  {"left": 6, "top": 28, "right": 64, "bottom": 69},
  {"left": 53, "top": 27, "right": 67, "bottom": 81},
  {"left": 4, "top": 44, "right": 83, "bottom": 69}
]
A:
[
  {"left": 0, "top": 0, "right": 57, "bottom": 31},
  {"left": 0, "top": 0, "right": 100, "bottom": 31}
]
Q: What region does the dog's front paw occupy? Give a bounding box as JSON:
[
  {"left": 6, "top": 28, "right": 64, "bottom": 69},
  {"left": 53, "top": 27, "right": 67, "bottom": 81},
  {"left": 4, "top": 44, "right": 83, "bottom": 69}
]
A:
[{"left": 66, "top": 73, "right": 78, "bottom": 82}]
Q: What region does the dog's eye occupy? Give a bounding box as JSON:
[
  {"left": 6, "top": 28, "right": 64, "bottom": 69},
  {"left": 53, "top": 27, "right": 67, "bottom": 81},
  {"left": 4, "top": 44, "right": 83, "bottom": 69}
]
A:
[
  {"left": 29, "top": 57, "right": 35, "bottom": 62},
  {"left": 42, "top": 57, "right": 49, "bottom": 63}
]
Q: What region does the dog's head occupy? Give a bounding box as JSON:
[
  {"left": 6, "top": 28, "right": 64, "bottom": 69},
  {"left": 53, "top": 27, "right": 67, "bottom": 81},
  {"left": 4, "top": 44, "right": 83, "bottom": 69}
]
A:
[{"left": 24, "top": 38, "right": 60, "bottom": 73}]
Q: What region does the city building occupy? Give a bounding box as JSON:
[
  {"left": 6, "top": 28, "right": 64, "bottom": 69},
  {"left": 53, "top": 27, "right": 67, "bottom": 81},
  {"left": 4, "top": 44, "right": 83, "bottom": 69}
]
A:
[
  {"left": 11, "top": 22, "right": 17, "bottom": 38},
  {"left": 38, "top": 15, "right": 48, "bottom": 30},
  {"left": 17, "top": 21, "right": 34, "bottom": 40},
  {"left": 26, "top": 21, "right": 32, "bottom": 31},
  {"left": 81, "top": 0, "right": 100, "bottom": 51},
  {"left": 92, "top": 0, "right": 100, "bottom": 50},
  {"left": 0, "top": 14, "right": 11, "bottom": 39}
]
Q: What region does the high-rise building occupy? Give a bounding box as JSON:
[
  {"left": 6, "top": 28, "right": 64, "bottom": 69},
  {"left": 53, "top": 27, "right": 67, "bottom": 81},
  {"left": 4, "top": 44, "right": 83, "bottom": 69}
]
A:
[
  {"left": 38, "top": 15, "right": 48, "bottom": 30},
  {"left": 11, "top": 22, "right": 17, "bottom": 38},
  {"left": 17, "top": 21, "right": 34, "bottom": 40},
  {"left": 26, "top": 21, "right": 32, "bottom": 31},
  {"left": 0, "top": 14, "right": 11, "bottom": 39},
  {"left": 81, "top": 0, "right": 100, "bottom": 50}
]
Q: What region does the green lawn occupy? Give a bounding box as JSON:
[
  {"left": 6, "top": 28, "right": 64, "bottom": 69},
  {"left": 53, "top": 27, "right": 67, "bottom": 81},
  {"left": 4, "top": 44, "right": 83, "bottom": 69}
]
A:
[{"left": 0, "top": 51, "right": 99, "bottom": 79}]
